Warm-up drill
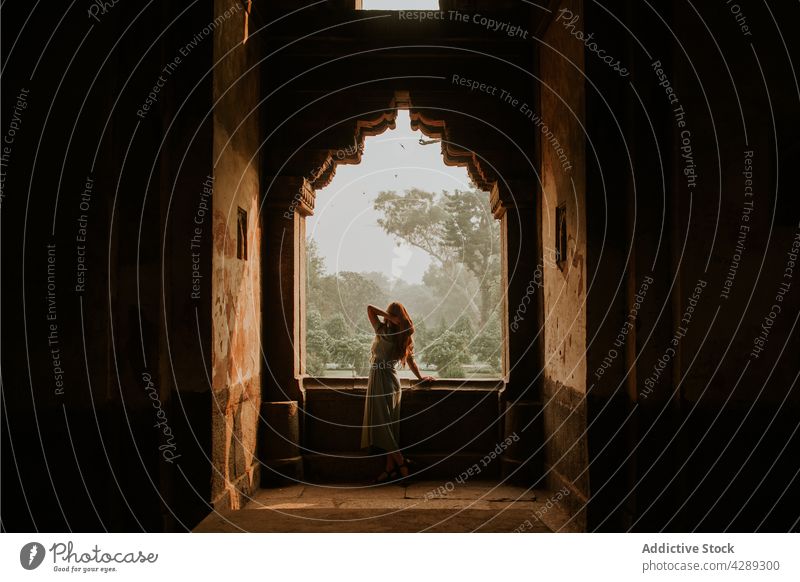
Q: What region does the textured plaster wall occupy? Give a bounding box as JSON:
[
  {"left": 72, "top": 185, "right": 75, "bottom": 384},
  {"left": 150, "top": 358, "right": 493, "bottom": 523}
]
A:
[
  {"left": 539, "top": 0, "right": 590, "bottom": 514},
  {"left": 211, "top": 0, "right": 262, "bottom": 509}
]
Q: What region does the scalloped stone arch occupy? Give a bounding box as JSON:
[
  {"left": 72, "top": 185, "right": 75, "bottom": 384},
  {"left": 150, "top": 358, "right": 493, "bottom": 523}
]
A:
[{"left": 304, "top": 92, "right": 498, "bottom": 197}]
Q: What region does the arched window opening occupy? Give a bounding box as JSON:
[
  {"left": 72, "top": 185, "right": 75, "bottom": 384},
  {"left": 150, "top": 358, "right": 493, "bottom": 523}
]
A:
[{"left": 305, "top": 110, "right": 502, "bottom": 380}]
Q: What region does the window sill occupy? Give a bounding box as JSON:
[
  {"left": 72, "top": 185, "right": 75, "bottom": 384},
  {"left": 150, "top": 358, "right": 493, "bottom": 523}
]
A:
[{"left": 302, "top": 376, "right": 504, "bottom": 392}]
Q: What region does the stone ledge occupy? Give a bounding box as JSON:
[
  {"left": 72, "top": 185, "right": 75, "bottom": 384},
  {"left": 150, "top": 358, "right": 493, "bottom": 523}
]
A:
[
  {"left": 303, "top": 377, "right": 504, "bottom": 391},
  {"left": 302, "top": 384, "right": 505, "bottom": 453}
]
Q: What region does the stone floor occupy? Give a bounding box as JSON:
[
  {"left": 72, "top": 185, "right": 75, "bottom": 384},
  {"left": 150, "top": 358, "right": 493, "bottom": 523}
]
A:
[{"left": 194, "top": 481, "right": 580, "bottom": 533}]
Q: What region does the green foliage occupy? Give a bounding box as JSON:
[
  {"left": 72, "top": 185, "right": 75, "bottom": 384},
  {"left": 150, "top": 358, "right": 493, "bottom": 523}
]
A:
[
  {"left": 375, "top": 188, "right": 501, "bottom": 326},
  {"left": 374, "top": 189, "right": 453, "bottom": 263},
  {"left": 324, "top": 313, "right": 350, "bottom": 338},
  {"left": 304, "top": 186, "right": 503, "bottom": 379},
  {"left": 414, "top": 319, "right": 431, "bottom": 351},
  {"left": 353, "top": 332, "right": 374, "bottom": 376},
  {"left": 306, "top": 238, "right": 326, "bottom": 290},
  {"left": 306, "top": 310, "right": 331, "bottom": 376},
  {"left": 452, "top": 315, "right": 475, "bottom": 340},
  {"left": 443, "top": 190, "right": 500, "bottom": 280},
  {"left": 312, "top": 271, "right": 387, "bottom": 334},
  {"left": 473, "top": 311, "right": 503, "bottom": 372},
  {"left": 421, "top": 263, "right": 481, "bottom": 324},
  {"left": 328, "top": 334, "right": 364, "bottom": 369},
  {"left": 423, "top": 330, "right": 470, "bottom": 378}
]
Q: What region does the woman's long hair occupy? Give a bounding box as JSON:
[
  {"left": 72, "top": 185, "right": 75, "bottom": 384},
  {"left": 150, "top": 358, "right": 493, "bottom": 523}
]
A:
[{"left": 383, "top": 302, "right": 415, "bottom": 366}]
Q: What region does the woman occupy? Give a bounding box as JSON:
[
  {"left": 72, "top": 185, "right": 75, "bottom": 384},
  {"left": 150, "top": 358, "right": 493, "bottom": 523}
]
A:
[{"left": 361, "top": 302, "right": 434, "bottom": 483}]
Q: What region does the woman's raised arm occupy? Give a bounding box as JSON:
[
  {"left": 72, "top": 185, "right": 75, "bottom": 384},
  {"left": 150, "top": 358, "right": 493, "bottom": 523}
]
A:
[
  {"left": 367, "top": 305, "right": 382, "bottom": 331},
  {"left": 408, "top": 354, "right": 435, "bottom": 384},
  {"left": 367, "top": 304, "right": 402, "bottom": 328}
]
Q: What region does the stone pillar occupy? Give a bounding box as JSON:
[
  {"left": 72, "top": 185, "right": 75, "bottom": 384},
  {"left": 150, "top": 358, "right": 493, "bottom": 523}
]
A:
[
  {"left": 260, "top": 175, "right": 313, "bottom": 483},
  {"left": 493, "top": 180, "right": 545, "bottom": 482}
]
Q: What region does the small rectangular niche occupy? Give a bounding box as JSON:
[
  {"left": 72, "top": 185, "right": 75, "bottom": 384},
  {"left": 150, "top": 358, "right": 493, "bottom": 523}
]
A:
[
  {"left": 237, "top": 207, "right": 248, "bottom": 260},
  {"left": 555, "top": 202, "right": 567, "bottom": 272}
]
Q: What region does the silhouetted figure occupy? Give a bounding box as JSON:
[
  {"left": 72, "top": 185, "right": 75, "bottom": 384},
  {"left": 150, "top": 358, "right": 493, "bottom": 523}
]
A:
[{"left": 361, "top": 302, "right": 434, "bottom": 484}]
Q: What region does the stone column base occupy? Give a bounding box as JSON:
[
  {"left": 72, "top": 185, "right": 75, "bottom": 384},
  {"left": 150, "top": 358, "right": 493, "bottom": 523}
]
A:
[
  {"left": 500, "top": 400, "right": 544, "bottom": 484},
  {"left": 259, "top": 401, "right": 303, "bottom": 486}
]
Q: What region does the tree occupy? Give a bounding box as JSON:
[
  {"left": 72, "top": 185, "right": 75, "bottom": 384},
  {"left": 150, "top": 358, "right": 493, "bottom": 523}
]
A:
[
  {"left": 424, "top": 329, "right": 470, "bottom": 378},
  {"left": 306, "top": 238, "right": 326, "bottom": 290},
  {"left": 324, "top": 271, "right": 387, "bottom": 333},
  {"left": 374, "top": 188, "right": 455, "bottom": 265},
  {"left": 360, "top": 271, "right": 391, "bottom": 291},
  {"left": 324, "top": 312, "right": 350, "bottom": 338},
  {"left": 306, "top": 310, "right": 331, "bottom": 376},
  {"left": 413, "top": 319, "right": 431, "bottom": 361},
  {"left": 472, "top": 311, "right": 502, "bottom": 374},
  {"left": 452, "top": 314, "right": 476, "bottom": 341},
  {"left": 353, "top": 332, "right": 374, "bottom": 376},
  {"left": 373, "top": 188, "right": 500, "bottom": 326},
  {"left": 443, "top": 190, "right": 501, "bottom": 327},
  {"left": 422, "top": 262, "right": 481, "bottom": 323},
  {"left": 305, "top": 186, "right": 503, "bottom": 379},
  {"left": 306, "top": 240, "right": 389, "bottom": 375},
  {"left": 328, "top": 335, "right": 362, "bottom": 370}
]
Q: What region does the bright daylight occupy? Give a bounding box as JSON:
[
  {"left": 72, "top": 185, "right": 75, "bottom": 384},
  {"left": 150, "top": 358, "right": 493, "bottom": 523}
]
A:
[
  {"left": 361, "top": 1, "right": 440, "bottom": 9},
  {"left": 306, "top": 111, "right": 502, "bottom": 379}
]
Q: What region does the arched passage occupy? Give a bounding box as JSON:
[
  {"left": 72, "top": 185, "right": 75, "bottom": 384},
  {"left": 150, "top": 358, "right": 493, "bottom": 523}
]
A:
[{"left": 259, "top": 83, "right": 546, "bottom": 489}]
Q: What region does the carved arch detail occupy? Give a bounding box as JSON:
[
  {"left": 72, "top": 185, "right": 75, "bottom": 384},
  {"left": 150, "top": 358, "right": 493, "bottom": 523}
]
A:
[
  {"left": 307, "top": 107, "right": 399, "bottom": 191},
  {"left": 408, "top": 109, "right": 495, "bottom": 193},
  {"left": 303, "top": 94, "right": 500, "bottom": 199}
]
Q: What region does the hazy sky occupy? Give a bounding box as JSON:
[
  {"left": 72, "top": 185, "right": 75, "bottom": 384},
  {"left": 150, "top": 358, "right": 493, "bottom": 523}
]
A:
[
  {"left": 307, "top": 110, "right": 473, "bottom": 284},
  {"left": 361, "top": 0, "right": 439, "bottom": 9}
]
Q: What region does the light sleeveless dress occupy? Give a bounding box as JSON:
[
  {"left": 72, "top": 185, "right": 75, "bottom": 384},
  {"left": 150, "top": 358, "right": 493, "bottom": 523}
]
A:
[{"left": 360, "top": 323, "right": 402, "bottom": 452}]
